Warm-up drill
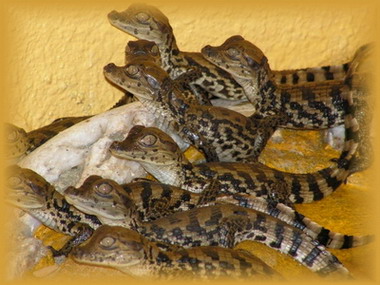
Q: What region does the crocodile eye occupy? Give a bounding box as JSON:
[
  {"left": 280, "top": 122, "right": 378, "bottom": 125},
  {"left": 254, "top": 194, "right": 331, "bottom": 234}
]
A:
[
  {"left": 140, "top": 134, "right": 157, "bottom": 146},
  {"left": 150, "top": 45, "right": 159, "bottom": 56},
  {"left": 136, "top": 12, "right": 150, "bottom": 24},
  {"left": 99, "top": 236, "right": 116, "bottom": 248},
  {"left": 126, "top": 65, "right": 139, "bottom": 76},
  {"left": 226, "top": 47, "right": 240, "bottom": 59},
  {"left": 95, "top": 182, "right": 113, "bottom": 195},
  {"left": 8, "top": 175, "right": 22, "bottom": 188}
]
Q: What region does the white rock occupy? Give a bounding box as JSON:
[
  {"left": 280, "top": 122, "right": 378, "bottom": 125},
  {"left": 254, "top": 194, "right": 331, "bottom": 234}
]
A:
[{"left": 18, "top": 102, "right": 158, "bottom": 192}]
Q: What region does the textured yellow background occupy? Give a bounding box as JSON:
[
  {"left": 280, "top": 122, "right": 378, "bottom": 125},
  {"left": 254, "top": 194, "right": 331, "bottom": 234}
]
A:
[
  {"left": 2, "top": 0, "right": 378, "bottom": 283},
  {"left": 4, "top": 0, "right": 374, "bottom": 130}
]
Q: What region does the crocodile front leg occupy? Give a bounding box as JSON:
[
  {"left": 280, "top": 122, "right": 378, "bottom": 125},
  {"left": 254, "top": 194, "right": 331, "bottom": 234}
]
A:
[
  {"left": 49, "top": 224, "right": 94, "bottom": 257},
  {"left": 181, "top": 126, "right": 219, "bottom": 162}
]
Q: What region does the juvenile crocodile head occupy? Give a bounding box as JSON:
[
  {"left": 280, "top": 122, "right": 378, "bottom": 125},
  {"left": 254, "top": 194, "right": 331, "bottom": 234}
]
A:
[
  {"left": 64, "top": 175, "right": 136, "bottom": 226},
  {"left": 71, "top": 225, "right": 146, "bottom": 273},
  {"left": 110, "top": 125, "right": 182, "bottom": 166},
  {"left": 110, "top": 126, "right": 187, "bottom": 187},
  {"left": 108, "top": 3, "right": 172, "bottom": 45},
  {"left": 6, "top": 123, "right": 30, "bottom": 161},
  {"left": 125, "top": 39, "right": 161, "bottom": 65},
  {"left": 103, "top": 59, "right": 170, "bottom": 102},
  {"left": 6, "top": 165, "right": 51, "bottom": 210},
  {"left": 201, "top": 35, "right": 270, "bottom": 80}
]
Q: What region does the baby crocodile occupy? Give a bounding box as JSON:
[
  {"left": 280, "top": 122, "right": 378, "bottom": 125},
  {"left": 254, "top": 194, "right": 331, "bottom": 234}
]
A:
[
  {"left": 109, "top": 109, "right": 356, "bottom": 204},
  {"left": 107, "top": 3, "right": 247, "bottom": 101},
  {"left": 6, "top": 116, "right": 90, "bottom": 161},
  {"left": 71, "top": 225, "right": 282, "bottom": 280},
  {"left": 66, "top": 194, "right": 350, "bottom": 275},
  {"left": 107, "top": 4, "right": 351, "bottom": 101},
  {"left": 124, "top": 40, "right": 211, "bottom": 105},
  {"left": 104, "top": 59, "right": 285, "bottom": 162},
  {"left": 6, "top": 165, "right": 101, "bottom": 256},
  {"left": 63, "top": 175, "right": 372, "bottom": 250},
  {"left": 201, "top": 35, "right": 354, "bottom": 129}
]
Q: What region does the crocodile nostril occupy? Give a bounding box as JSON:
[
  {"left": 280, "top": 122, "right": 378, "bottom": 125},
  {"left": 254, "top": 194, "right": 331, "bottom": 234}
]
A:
[
  {"left": 104, "top": 63, "right": 117, "bottom": 73},
  {"left": 201, "top": 46, "right": 216, "bottom": 57}
]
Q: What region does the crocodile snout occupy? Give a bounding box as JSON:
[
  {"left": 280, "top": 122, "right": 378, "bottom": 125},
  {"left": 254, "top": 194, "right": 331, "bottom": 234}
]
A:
[
  {"left": 103, "top": 63, "right": 117, "bottom": 73},
  {"left": 201, "top": 45, "right": 217, "bottom": 58}
]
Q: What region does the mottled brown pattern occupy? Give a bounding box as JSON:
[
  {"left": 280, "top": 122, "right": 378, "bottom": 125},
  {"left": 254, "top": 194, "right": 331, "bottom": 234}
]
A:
[
  {"left": 201, "top": 36, "right": 365, "bottom": 130},
  {"left": 71, "top": 225, "right": 282, "bottom": 280},
  {"left": 104, "top": 60, "right": 285, "bottom": 162},
  {"left": 107, "top": 4, "right": 246, "bottom": 100},
  {"left": 6, "top": 166, "right": 101, "bottom": 256},
  {"left": 107, "top": 4, "right": 353, "bottom": 103},
  {"left": 64, "top": 175, "right": 372, "bottom": 250}
]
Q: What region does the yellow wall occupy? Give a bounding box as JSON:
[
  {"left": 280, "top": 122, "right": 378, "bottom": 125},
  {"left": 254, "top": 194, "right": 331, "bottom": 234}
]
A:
[{"left": 5, "top": 0, "right": 375, "bottom": 130}]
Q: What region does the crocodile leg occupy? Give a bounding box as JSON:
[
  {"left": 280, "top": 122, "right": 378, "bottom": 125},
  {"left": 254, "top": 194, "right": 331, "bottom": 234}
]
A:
[{"left": 49, "top": 224, "right": 94, "bottom": 257}]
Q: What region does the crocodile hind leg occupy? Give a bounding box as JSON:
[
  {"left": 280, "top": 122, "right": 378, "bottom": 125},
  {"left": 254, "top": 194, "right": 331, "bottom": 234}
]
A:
[
  {"left": 243, "top": 112, "right": 290, "bottom": 162},
  {"left": 175, "top": 68, "right": 212, "bottom": 105}
]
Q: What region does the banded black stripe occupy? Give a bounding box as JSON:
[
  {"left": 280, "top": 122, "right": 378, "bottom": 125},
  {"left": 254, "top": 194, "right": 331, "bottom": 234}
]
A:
[
  {"left": 292, "top": 73, "right": 299, "bottom": 84},
  {"left": 302, "top": 246, "right": 323, "bottom": 267},
  {"left": 290, "top": 177, "right": 303, "bottom": 203},
  {"left": 306, "top": 72, "right": 315, "bottom": 82},
  {"left": 341, "top": 235, "right": 354, "bottom": 249},
  {"left": 288, "top": 230, "right": 303, "bottom": 256},
  {"left": 305, "top": 174, "right": 324, "bottom": 201},
  {"left": 343, "top": 62, "right": 350, "bottom": 72},
  {"left": 269, "top": 223, "right": 285, "bottom": 249},
  {"left": 316, "top": 228, "right": 331, "bottom": 246},
  {"left": 318, "top": 168, "right": 342, "bottom": 190}
]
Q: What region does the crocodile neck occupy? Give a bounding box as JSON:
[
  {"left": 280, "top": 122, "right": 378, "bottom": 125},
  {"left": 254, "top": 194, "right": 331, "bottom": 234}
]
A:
[
  {"left": 232, "top": 67, "right": 277, "bottom": 112},
  {"left": 139, "top": 157, "right": 191, "bottom": 188},
  {"left": 157, "top": 33, "right": 189, "bottom": 77}
]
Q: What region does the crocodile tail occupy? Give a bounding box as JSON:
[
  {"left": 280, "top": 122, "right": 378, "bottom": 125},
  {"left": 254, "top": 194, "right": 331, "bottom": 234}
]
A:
[
  {"left": 292, "top": 208, "right": 373, "bottom": 249},
  {"left": 274, "top": 61, "right": 350, "bottom": 85},
  {"left": 287, "top": 80, "right": 359, "bottom": 203},
  {"left": 227, "top": 213, "right": 350, "bottom": 276},
  {"left": 227, "top": 195, "right": 373, "bottom": 249}
]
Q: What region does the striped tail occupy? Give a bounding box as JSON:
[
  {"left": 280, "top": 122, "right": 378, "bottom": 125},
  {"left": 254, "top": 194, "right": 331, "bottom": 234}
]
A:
[
  {"left": 273, "top": 62, "right": 350, "bottom": 85},
  {"left": 224, "top": 213, "right": 350, "bottom": 276},
  {"left": 285, "top": 80, "right": 359, "bottom": 203},
  {"left": 221, "top": 195, "right": 373, "bottom": 249}
]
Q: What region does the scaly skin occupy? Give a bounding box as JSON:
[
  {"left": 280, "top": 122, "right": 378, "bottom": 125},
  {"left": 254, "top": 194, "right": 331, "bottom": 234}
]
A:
[
  {"left": 107, "top": 3, "right": 246, "bottom": 100},
  {"left": 68, "top": 199, "right": 350, "bottom": 276},
  {"left": 201, "top": 36, "right": 358, "bottom": 129},
  {"left": 273, "top": 64, "right": 349, "bottom": 85},
  {"left": 6, "top": 166, "right": 101, "bottom": 255},
  {"left": 63, "top": 175, "right": 372, "bottom": 250},
  {"left": 109, "top": 102, "right": 357, "bottom": 204},
  {"left": 343, "top": 43, "right": 374, "bottom": 173},
  {"left": 71, "top": 225, "right": 282, "bottom": 280},
  {"left": 103, "top": 60, "right": 286, "bottom": 162},
  {"left": 124, "top": 39, "right": 211, "bottom": 105},
  {"left": 107, "top": 4, "right": 351, "bottom": 101}
]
